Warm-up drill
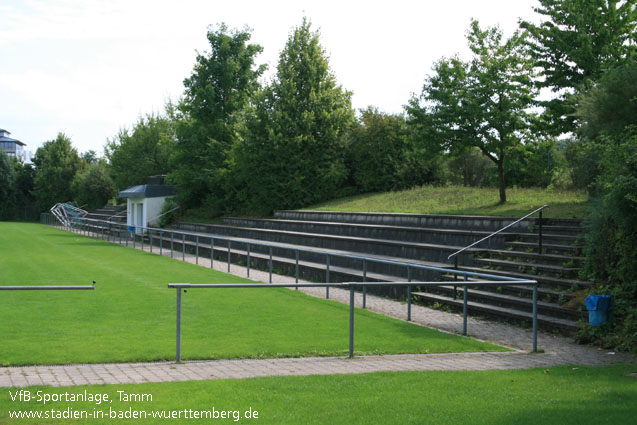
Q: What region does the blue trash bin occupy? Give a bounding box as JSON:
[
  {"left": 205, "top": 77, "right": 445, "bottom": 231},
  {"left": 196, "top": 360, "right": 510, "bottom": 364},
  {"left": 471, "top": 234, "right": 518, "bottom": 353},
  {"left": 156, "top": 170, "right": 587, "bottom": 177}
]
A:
[{"left": 585, "top": 295, "right": 613, "bottom": 326}]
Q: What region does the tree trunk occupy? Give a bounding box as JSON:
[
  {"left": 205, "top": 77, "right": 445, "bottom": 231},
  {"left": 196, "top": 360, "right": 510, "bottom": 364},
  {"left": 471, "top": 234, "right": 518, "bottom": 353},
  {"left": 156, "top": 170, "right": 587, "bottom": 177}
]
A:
[{"left": 498, "top": 159, "right": 506, "bottom": 204}]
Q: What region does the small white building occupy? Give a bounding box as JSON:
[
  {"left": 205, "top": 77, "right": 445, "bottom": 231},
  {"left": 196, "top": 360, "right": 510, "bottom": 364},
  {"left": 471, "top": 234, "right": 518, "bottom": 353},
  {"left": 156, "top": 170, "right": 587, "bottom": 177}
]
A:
[{"left": 118, "top": 176, "right": 175, "bottom": 234}]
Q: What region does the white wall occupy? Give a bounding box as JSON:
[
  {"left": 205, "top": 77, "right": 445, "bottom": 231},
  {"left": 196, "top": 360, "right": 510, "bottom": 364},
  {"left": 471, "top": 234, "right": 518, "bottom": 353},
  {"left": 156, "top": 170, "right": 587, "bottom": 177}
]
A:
[{"left": 126, "top": 196, "right": 170, "bottom": 232}]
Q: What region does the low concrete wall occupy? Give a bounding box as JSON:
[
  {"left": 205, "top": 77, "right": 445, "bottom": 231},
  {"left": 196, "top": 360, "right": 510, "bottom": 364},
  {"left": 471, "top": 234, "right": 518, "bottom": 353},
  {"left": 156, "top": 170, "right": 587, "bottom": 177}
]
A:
[{"left": 274, "top": 210, "right": 534, "bottom": 232}]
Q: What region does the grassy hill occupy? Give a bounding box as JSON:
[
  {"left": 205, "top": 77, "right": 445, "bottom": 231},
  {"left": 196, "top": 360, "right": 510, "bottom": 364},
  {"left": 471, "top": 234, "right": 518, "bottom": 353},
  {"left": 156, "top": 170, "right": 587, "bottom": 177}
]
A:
[{"left": 307, "top": 185, "right": 589, "bottom": 218}]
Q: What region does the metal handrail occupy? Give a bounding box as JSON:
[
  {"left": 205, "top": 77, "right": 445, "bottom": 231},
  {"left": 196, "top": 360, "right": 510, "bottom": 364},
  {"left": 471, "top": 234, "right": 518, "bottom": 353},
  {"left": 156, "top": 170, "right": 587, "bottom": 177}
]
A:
[
  {"left": 169, "top": 280, "right": 539, "bottom": 361},
  {"left": 0, "top": 285, "right": 95, "bottom": 290},
  {"left": 447, "top": 205, "right": 548, "bottom": 262},
  {"left": 44, "top": 214, "right": 531, "bottom": 284}
]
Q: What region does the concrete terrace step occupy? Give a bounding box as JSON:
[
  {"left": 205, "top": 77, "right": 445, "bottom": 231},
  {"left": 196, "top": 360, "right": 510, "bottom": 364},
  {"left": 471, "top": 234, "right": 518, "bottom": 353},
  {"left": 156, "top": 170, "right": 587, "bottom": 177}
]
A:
[
  {"left": 440, "top": 274, "right": 575, "bottom": 304},
  {"left": 458, "top": 266, "right": 593, "bottom": 291},
  {"left": 505, "top": 241, "right": 583, "bottom": 255},
  {"left": 511, "top": 232, "right": 583, "bottom": 246},
  {"left": 476, "top": 249, "right": 585, "bottom": 267},
  {"left": 176, "top": 222, "right": 468, "bottom": 265},
  {"left": 473, "top": 258, "right": 580, "bottom": 279},
  {"left": 154, "top": 229, "right": 453, "bottom": 282},
  {"left": 274, "top": 210, "right": 536, "bottom": 233},
  {"left": 412, "top": 292, "right": 580, "bottom": 333},
  {"left": 222, "top": 217, "right": 512, "bottom": 248},
  {"left": 415, "top": 285, "right": 585, "bottom": 321}
]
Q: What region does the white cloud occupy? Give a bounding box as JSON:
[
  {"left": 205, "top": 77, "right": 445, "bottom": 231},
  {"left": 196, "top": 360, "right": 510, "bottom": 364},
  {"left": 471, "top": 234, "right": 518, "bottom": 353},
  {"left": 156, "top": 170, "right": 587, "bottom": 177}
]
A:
[{"left": 0, "top": 0, "right": 539, "bottom": 153}]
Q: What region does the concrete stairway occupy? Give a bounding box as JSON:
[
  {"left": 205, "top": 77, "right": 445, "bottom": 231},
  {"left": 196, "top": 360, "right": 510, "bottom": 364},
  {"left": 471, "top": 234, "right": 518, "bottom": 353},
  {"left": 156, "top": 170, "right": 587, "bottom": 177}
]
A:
[
  {"left": 86, "top": 204, "right": 127, "bottom": 223},
  {"left": 172, "top": 210, "right": 590, "bottom": 334}
]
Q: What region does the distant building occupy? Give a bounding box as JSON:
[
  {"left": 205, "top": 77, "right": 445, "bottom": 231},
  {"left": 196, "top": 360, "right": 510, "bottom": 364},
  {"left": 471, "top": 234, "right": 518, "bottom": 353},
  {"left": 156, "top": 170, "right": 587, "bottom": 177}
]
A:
[
  {"left": 0, "top": 128, "right": 26, "bottom": 161},
  {"left": 119, "top": 175, "right": 176, "bottom": 234}
]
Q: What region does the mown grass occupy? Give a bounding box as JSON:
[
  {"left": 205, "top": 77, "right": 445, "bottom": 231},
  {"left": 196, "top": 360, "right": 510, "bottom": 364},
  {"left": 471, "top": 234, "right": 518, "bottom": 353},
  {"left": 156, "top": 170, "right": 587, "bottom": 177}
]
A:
[
  {"left": 0, "top": 223, "right": 506, "bottom": 366},
  {"left": 2, "top": 365, "right": 635, "bottom": 424},
  {"left": 308, "top": 185, "right": 590, "bottom": 218}
]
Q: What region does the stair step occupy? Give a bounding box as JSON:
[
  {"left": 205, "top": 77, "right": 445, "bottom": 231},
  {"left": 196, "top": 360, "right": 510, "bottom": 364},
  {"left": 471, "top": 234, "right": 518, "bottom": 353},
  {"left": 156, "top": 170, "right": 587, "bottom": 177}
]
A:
[
  {"left": 412, "top": 292, "right": 580, "bottom": 333},
  {"left": 221, "top": 217, "right": 503, "bottom": 247},
  {"left": 474, "top": 258, "right": 580, "bottom": 278},
  {"left": 477, "top": 249, "right": 584, "bottom": 267},
  {"left": 512, "top": 232, "right": 583, "bottom": 245},
  {"left": 505, "top": 241, "right": 583, "bottom": 255},
  {"left": 459, "top": 266, "right": 593, "bottom": 291},
  {"left": 440, "top": 274, "right": 574, "bottom": 303},
  {"left": 414, "top": 286, "right": 585, "bottom": 320}
]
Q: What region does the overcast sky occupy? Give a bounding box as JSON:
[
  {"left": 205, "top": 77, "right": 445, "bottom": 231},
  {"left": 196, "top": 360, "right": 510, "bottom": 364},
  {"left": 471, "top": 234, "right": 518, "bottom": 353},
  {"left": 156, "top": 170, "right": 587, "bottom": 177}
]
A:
[{"left": 0, "top": 0, "right": 540, "bottom": 156}]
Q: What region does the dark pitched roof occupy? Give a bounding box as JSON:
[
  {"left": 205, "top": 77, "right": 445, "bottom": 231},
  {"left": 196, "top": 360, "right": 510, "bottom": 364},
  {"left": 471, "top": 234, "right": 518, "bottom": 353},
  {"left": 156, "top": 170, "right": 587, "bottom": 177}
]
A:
[
  {"left": 119, "top": 184, "right": 175, "bottom": 198},
  {"left": 0, "top": 136, "right": 25, "bottom": 146}
]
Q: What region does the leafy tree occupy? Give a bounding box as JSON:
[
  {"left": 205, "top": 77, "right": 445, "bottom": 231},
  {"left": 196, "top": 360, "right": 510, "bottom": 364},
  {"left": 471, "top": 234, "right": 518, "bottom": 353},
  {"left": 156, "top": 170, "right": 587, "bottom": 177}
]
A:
[
  {"left": 81, "top": 150, "right": 99, "bottom": 165},
  {"left": 574, "top": 60, "right": 637, "bottom": 353},
  {"left": 228, "top": 18, "right": 354, "bottom": 214},
  {"left": 348, "top": 107, "right": 408, "bottom": 192},
  {"left": 13, "top": 161, "right": 36, "bottom": 220},
  {"left": 407, "top": 20, "right": 538, "bottom": 203},
  {"left": 32, "top": 133, "right": 84, "bottom": 212},
  {"left": 71, "top": 162, "right": 117, "bottom": 211},
  {"left": 105, "top": 112, "right": 176, "bottom": 190},
  {"left": 169, "top": 24, "right": 265, "bottom": 212},
  {"left": 520, "top": 0, "right": 637, "bottom": 135},
  {"left": 0, "top": 152, "right": 16, "bottom": 220}
]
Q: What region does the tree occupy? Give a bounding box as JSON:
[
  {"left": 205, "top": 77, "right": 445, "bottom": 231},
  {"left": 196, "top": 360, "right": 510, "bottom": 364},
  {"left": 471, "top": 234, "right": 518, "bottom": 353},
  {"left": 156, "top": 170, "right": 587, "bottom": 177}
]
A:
[
  {"left": 348, "top": 107, "right": 408, "bottom": 192},
  {"left": 573, "top": 60, "right": 637, "bottom": 353},
  {"left": 105, "top": 112, "right": 176, "bottom": 190},
  {"left": 228, "top": 18, "right": 354, "bottom": 214},
  {"left": 406, "top": 20, "right": 538, "bottom": 203},
  {"left": 32, "top": 133, "right": 84, "bottom": 212},
  {"left": 0, "top": 152, "right": 16, "bottom": 220},
  {"left": 520, "top": 0, "right": 637, "bottom": 135},
  {"left": 71, "top": 162, "right": 116, "bottom": 211},
  {"left": 169, "top": 24, "right": 265, "bottom": 212}
]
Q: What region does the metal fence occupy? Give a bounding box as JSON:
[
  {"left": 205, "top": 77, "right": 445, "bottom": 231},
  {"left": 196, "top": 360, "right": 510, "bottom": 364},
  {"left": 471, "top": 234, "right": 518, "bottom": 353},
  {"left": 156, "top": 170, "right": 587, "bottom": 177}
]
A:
[
  {"left": 169, "top": 280, "right": 539, "bottom": 362},
  {"left": 40, "top": 213, "right": 534, "bottom": 319},
  {"left": 38, "top": 214, "right": 541, "bottom": 361}
]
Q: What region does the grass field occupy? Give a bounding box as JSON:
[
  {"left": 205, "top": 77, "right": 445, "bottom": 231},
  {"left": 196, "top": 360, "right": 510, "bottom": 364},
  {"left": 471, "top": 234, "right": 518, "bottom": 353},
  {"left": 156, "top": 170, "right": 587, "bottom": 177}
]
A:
[
  {"left": 2, "top": 365, "right": 635, "bottom": 424},
  {"left": 0, "top": 223, "right": 507, "bottom": 366},
  {"left": 308, "top": 185, "right": 590, "bottom": 218}
]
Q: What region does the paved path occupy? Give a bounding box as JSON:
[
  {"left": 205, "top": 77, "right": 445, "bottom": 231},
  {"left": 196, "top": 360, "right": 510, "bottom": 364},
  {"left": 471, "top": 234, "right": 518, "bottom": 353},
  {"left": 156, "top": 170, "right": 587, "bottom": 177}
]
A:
[{"left": 1, "top": 227, "right": 633, "bottom": 387}]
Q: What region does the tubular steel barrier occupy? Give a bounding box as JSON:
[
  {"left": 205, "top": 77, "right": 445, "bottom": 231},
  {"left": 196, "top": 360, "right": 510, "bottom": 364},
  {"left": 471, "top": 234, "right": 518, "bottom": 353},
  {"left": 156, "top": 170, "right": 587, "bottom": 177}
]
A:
[
  {"left": 0, "top": 285, "right": 95, "bottom": 291},
  {"left": 41, "top": 214, "right": 533, "bottom": 295},
  {"left": 168, "top": 280, "right": 539, "bottom": 362},
  {"left": 41, "top": 213, "right": 540, "bottom": 348}
]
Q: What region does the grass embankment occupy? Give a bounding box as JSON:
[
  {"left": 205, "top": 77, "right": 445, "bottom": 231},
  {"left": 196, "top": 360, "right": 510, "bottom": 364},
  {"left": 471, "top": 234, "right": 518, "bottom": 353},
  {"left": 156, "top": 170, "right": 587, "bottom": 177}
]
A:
[
  {"left": 0, "top": 223, "right": 506, "bottom": 366},
  {"left": 2, "top": 365, "right": 635, "bottom": 424},
  {"left": 308, "top": 185, "right": 589, "bottom": 218}
]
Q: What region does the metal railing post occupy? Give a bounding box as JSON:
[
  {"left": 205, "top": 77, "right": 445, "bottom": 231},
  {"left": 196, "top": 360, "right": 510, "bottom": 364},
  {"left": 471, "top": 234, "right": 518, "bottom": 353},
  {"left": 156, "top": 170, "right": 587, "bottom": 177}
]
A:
[
  {"left": 326, "top": 255, "right": 330, "bottom": 299},
  {"left": 538, "top": 210, "right": 543, "bottom": 254},
  {"left": 210, "top": 238, "right": 214, "bottom": 268},
  {"left": 150, "top": 230, "right": 153, "bottom": 253},
  {"left": 133, "top": 226, "right": 136, "bottom": 249},
  {"left": 463, "top": 275, "right": 468, "bottom": 336},
  {"left": 160, "top": 231, "right": 163, "bottom": 256},
  {"left": 195, "top": 236, "right": 199, "bottom": 265},
  {"left": 362, "top": 260, "right": 367, "bottom": 309},
  {"left": 407, "top": 266, "right": 412, "bottom": 321},
  {"left": 170, "top": 233, "right": 174, "bottom": 258},
  {"left": 349, "top": 285, "right": 355, "bottom": 359},
  {"left": 533, "top": 284, "right": 538, "bottom": 352},
  {"left": 269, "top": 247, "right": 273, "bottom": 283},
  {"left": 295, "top": 250, "right": 299, "bottom": 288},
  {"left": 247, "top": 244, "right": 250, "bottom": 278},
  {"left": 141, "top": 230, "right": 144, "bottom": 252},
  {"left": 176, "top": 287, "right": 182, "bottom": 363},
  {"left": 454, "top": 256, "right": 458, "bottom": 300},
  {"left": 227, "top": 240, "right": 231, "bottom": 272},
  {"left": 182, "top": 233, "right": 185, "bottom": 261}
]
